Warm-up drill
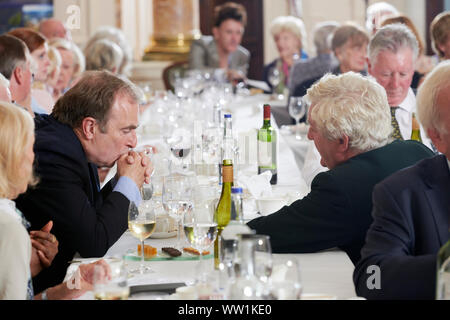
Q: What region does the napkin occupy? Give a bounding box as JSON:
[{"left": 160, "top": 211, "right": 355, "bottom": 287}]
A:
[{"left": 238, "top": 171, "right": 273, "bottom": 199}]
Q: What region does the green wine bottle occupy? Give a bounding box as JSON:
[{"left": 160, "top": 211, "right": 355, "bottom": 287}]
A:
[
  {"left": 257, "top": 104, "right": 278, "bottom": 185},
  {"left": 214, "top": 159, "right": 233, "bottom": 269},
  {"left": 436, "top": 238, "right": 450, "bottom": 300},
  {"left": 411, "top": 113, "right": 422, "bottom": 142}
]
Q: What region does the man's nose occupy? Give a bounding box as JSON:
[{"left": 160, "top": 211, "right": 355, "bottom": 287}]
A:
[
  {"left": 128, "top": 131, "right": 137, "bottom": 149},
  {"left": 389, "top": 73, "right": 400, "bottom": 89}
]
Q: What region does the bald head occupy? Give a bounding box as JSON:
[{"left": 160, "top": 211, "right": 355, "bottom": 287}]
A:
[{"left": 39, "top": 18, "right": 71, "bottom": 41}]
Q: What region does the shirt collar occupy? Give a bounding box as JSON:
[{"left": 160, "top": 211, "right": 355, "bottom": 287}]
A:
[{"left": 397, "top": 87, "right": 415, "bottom": 112}]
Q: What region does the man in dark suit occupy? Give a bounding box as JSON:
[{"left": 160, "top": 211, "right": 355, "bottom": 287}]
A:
[
  {"left": 353, "top": 60, "right": 450, "bottom": 300},
  {"left": 16, "top": 71, "right": 152, "bottom": 294},
  {"left": 247, "top": 72, "right": 434, "bottom": 265}
]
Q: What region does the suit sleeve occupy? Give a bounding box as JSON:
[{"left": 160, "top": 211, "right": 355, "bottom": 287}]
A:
[
  {"left": 247, "top": 172, "right": 360, "bottom": 254},
  {"left": 353, "top": 183, "right": 436, "bottom": 300},
  {"left": 19, "top": 151, "right": 129, "bottom": 258}
]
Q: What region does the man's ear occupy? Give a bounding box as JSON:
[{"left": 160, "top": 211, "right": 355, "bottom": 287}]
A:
[
  {"left": 80, "top": 117, "right": 97, "bottom": 140},
  {"left": 337, "top": 135, "right": 350, "bottom": 154},
  {"left": 12, "top": 66, "right": 23, "bottom": 85}
]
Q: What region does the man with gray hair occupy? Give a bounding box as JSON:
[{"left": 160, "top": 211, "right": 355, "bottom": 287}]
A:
[
  {"left": 288, "top": 21, "right": 340, "bottom": 95},
  {"left": 248, "top": 72, "right": 433, "bottom": 265},
  {"left": 353, "top": 60, "right": 450, "bottom": 300},
  {"left": 368, "top": 23, "right": 433, "bottom": 150}
]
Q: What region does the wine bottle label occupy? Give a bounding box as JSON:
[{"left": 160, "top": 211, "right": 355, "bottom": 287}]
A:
[
  {"left": 258, "top": 141, "right": 272, "bottom": 167},
  {"left": 223, "top": 165, "right": 233, "bottom": 183}
]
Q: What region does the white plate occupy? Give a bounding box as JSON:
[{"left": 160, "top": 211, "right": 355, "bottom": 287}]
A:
[{"left": 150, "top": 231, "right": 177, "bottom": 239}]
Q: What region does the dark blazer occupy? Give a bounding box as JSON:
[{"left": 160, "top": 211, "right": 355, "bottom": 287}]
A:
[
  {"left": 16, "top": 115, "right": 130, "bottom": 293},
  {"left": 353, "top": 155, "right": 450, "bottom": 300},
  {"left": 247, "top": 140, "right": 434, "bottom": 265}
]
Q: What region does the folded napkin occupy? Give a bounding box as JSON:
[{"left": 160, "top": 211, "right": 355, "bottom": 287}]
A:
[{"left": 238, "top": 171, "right": 273, "bottom": 199}]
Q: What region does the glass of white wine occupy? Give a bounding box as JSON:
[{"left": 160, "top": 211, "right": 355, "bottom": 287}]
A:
[
  {"left": 128, "top": 200, "right": 156, "bottom": 274},
  {"left": 183, "top": 202, "right": 218, "bottom": 283}
]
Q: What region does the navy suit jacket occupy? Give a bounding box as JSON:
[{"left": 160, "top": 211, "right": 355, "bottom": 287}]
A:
[
  {"left": 16, "top": 115, "right": 130, "bottom": 293},
  {"left": 353, "top": 155, "right": 450, "bottom": 299},
  {"left": 248, "top": 140, "right": 434, "bottom": 265}
]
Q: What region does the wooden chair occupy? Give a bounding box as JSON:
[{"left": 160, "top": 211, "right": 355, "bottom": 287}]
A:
[{"left": 162, "top": 60, "right": 190, "bottom": 92}]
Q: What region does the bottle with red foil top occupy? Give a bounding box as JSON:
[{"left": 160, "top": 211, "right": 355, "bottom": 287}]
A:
[{"left": 257, "top": 104, "right": 278, "bottom": 184}]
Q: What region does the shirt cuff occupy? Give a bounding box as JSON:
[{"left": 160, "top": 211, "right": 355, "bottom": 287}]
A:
[{"left": 113, "top": 176, "right": 142, "bottom": 205}]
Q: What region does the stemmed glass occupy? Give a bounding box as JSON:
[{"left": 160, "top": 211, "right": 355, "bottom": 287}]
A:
[
  {"left": 128, "top": 200, "right": 156, "bottom": 274},
  {"left": 183, "top": 196, "right": 218, "bottom": 283},
  {"left": 268, "top": 67, "right": 282, "bottom": 99},
  {"left": 288, "top": 96, "right": 307, "bottom": 140},
  {"left": 253, "top": 235, "right": 273, "bottom": 284},
  {"left": 162, "top": 175, "right": 192, "bottom": 249}
]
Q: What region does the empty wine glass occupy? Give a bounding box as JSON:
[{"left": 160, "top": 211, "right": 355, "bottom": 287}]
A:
[
  {"left": 270, "top": 257, "right": 302, "bottom": 300},
  {"left": 268, "top": 68, "right": 281, "bottom": 99},
  {"left": 288, "top": 96, "right": 307, "bottom": 140},
  {"left": 162, "top": 175, "right": 193, "bottom": 249},
  {"left": 128, "top": 201, "right": 156, "bottom": 274}
]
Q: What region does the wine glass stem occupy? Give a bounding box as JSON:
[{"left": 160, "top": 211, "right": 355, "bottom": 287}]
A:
[
  {"left": 140, "top": 240, "right": 145, "bottom": 273},
  {"left": 295, "top": 119, "right": 301, "bottom": 139},
  {"left": 177, "top": 220, "right": 182, "bottom": 249}
]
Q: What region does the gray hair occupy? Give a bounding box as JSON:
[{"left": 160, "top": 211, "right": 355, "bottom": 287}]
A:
[
  {"left": 306, "top": 72, "right": 392, "bottom": 152},
  {"left": 313, "top": 21, "right": 340, "bottom": 55},
  {"left": 84, "top": 39, "right": 124, "bottom": 73},
  {"left": 416, "top": 60, "right": 450, "bottom": 135},
  {"left": 84, "top": 26, "right": 133, "bottom": 77},
  {"left": 368, "top": 24, "right": 419, "bottom": 65},
  {"left": 270, "top": 16, "right": 307, "bottom": 52}
]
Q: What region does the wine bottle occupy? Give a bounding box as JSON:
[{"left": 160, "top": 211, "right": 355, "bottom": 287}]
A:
[
  {"left": 436, "top": 239, "right": 450, "bottom": 300},
  {"left": 214, "top": 159, "right": 233, "bottom": 269},
  {"left": 257, "top": 104, "right": 278, "bottom": 184},
  {"left": 411, "top": 113, "right": 422, "bottom": 142}
]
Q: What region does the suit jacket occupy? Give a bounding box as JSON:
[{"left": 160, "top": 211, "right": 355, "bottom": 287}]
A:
[
  {"left": 188, "top": 36, "right": 250, "bottom": 76},
  {"left": 353, "top": 155, "right": 450, "bottom": 300},
  {"left": 247, "top": 140, "right": 434, "bottom": 265},
  {"left": 16, "top": 115, "right": 130, "bottom": 293}
]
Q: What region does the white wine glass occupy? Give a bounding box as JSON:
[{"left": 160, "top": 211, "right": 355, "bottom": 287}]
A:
[
  {"left": 288, "top": 96, "right": 307, "bottom": 140},
  {"left": 128, "top": 200, "right": 156, "bottom": 274},
  {"left": 162, "top": 175, "right": 192, "bottom": 249},
  {"left": 183, "top": 201, "right": 218, "bottom": 283}
]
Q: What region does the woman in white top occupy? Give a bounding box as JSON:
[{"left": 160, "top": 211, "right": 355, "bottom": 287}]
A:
[{"left": 0, "top": 102, "right": 110, "bottom": 300}]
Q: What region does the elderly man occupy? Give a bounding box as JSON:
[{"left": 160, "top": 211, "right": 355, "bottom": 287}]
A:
[
  {"left": 353, "top": 61, "right": 450, "bottom": 300},
  {"left": 38, "top": 18, "right": 72, "bottom": 41},
  {"left": 0, "top": 35, "right": 35, "bottom": 115},
  {"left": 247, "top": 72, "right": 433, "bottom": 265},
  {"left": 368, "top": 24, "right": 433, "bottom": 149},
  {"left": 189, "top": 2, "right": 250, "bottom": 79},
  {"left": 16, "top": 70, "right": 151, "bottom": 293}
]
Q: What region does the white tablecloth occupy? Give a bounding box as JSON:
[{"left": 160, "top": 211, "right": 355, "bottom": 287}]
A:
[{"left": 66, "top": 94, "right": 356, "bottom": 300}]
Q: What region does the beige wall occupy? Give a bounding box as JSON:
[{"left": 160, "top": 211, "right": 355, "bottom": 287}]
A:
[{"left": 263, "top": 0, "right": 426, "bottom": 64}]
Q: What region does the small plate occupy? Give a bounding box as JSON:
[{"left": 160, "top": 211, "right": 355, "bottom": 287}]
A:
[{"left": 150, "top": 231, "right": 177, "bottom": 239}]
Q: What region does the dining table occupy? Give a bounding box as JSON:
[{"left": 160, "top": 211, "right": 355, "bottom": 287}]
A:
[{"left": 65, "top": 92, "right": 357, "bottom": 300}]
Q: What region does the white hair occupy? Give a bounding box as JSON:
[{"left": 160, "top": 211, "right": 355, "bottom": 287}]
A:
[
  {"left": 84, "top": 26, "right": 133, "bottom": 77},
  {"left": 416, "top": 60, "right": 450, "bottom": 135},
  {"left": 368, "top": 23, "right": 419, "bottom": 65},
  {"left": 84, "top": 39, "right": 123, "bottom": 73},
  {"left": 49, "top": 38, "right": 85, "bottom": 78},
  {"left": 306, "top": 72, "right": 392, "bottom": 152},
  {"left": 366, "top": 2, "right": 399, "bottom": 32},
  {"left": 0, "top": 73, "right": 10, "bottom": 88},
  {"left": 270, "top": 16, "right": 307, "bottom": 52}
]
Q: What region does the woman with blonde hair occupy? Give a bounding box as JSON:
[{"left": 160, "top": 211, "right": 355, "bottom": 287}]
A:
[
  {"left": 0, "top": 102, "right": 110, "bottom": 300},
  {"left": 263, "top": 15, "right": 307, "bottom": 95}
]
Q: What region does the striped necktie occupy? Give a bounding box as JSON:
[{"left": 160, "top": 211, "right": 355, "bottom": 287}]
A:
[{"left": 390, "top": 107, "right": 403, "bottom": 140}]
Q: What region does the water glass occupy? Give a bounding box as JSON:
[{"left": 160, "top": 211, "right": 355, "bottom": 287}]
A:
[
  {"left": 93, "top": 258, "right": 129, "bottom": 300},
  {"left": 270, "top": 257, "right": 302, "bottom": 300}
]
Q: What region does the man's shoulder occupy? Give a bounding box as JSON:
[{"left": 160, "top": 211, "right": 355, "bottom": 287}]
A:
[
  {"left": 376, "top": 154, "right": 447, "bottom": 192},
  {"left": 236, "top": 45, "right": 250, "bottom": 58},
  {"left": 192, "top": 35, "right": 215, "bottom": 48}
]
